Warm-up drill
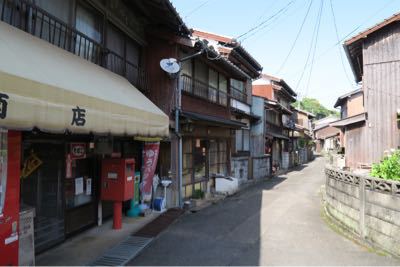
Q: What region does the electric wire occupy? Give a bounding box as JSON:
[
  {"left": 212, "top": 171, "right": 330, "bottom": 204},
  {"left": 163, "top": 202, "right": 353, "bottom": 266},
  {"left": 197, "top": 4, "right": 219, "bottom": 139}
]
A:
[
  {"left": 286, "top": 0, "right": 396, "bottom": 79},
  {"left": 303, "top": 0, "right": 324, "bottom": 97},
  {"left": 236, "top": 0, "right": 295, "bottom": 40},
  {"left": 329, "top": 0, "right": 355, "bottom": 88},
  {"left": 294, "top": 0, "right": 323, "bottom": 95},
  {"left": 276, "top": 0, "right": 314, "bottom": 74},
  {"left": 183, "top": 0, "right": 212, "bottom": 21}
]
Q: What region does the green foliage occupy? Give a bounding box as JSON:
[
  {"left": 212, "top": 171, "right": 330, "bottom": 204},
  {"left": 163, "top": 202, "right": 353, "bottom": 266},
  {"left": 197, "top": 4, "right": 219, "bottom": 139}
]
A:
[
  {"left": 371, "top": 151, "right": 400, "bottom": 180},
  {"left": 295, "top": 97, "right": 339, "bottom": 120},
  {"left": 192, "top": 189, "right": 205, "bottom": 199}
]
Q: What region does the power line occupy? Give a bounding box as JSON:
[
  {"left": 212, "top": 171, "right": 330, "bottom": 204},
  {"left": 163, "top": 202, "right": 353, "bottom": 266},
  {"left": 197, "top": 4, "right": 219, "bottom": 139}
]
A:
[
  {"left": 286, "top": 0, "right": 396, "bottom": 79},
  {"left": 184, "top": 0, "right": 212, "bottom": 20},
  {"left": 304, "top": 0, "right": 324, "bottom": 97},
  {"left": 236, "top": 0, "right": 295, "bottom": 40},
  {"left": 295, "top": 0, "right": 323, "bottom": 93},
  {"left": 329, "top": 0, "right": 354, "bottom": 88},
  {"left": 276, "top": 0, "right": 313, "bottom": 74}
]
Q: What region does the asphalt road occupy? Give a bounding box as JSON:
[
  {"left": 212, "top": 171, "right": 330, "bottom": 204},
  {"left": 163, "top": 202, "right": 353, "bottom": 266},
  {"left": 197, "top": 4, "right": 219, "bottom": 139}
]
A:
[{"left": 129, "top": 157, "right": 400, "bottom": 266}]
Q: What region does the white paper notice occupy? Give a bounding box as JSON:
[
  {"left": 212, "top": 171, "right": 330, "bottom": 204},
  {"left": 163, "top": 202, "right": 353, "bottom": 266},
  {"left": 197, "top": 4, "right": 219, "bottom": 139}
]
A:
[
  {"left": 86, "top": 178, "right": 92, "bottom": 195},
  {"left": 75, "top": 177, "right": 84, "bottom": 195}
]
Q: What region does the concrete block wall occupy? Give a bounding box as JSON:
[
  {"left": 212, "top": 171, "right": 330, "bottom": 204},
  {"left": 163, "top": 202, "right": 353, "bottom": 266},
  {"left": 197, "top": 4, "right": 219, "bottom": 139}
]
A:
[
  {"left": 231, "top": 156, "right": 249, "bottom": 184},
  {"left": 252, "top": 155, "right": 270, "bottom": 180},
  {"left": 325, "top": 167, "right": 400, "bottom": 257}
]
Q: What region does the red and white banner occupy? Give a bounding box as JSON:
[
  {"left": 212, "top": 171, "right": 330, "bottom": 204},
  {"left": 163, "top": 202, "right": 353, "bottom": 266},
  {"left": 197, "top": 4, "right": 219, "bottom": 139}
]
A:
[{"left": 141, "top": 142, "right": 160, "bottom": 196}]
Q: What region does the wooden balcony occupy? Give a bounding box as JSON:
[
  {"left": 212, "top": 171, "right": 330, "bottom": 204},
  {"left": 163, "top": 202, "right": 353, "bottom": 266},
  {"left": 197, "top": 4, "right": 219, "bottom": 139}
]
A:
[
  {"left": 0, "top": 0, "right": 148, "bottom": 93},
  {"left": 181, "top": 74, "right": 228, "bottom": 106}
]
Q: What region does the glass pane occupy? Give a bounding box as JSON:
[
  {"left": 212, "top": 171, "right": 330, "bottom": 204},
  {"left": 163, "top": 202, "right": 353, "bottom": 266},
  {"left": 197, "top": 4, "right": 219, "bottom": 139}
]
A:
[
  {"left": 243, "top": 129, "right": 250, "bottom": 151},
  {"left": 76, "top": 4, "right": 102, "bottom": 43},
  {"left": 209, "top": 69, "right": 218, "bottom": 88},
  {"left": 219, "top": 75, "right": 227, "bottom": 92},
  {"left": 236, "top": 130, "right": 243, "bottom": 151},
  {"left": 36, "top": 0, "right": 71, "bottom": 23},
  {"left": 193, "top": 140, "right": 206, "bottom": 180},
  {"left": 194, "top": 59, "right": 208, "bottom": 83},
  {"left": 0, "top": 129, "right": 7, "bottom": 215}
]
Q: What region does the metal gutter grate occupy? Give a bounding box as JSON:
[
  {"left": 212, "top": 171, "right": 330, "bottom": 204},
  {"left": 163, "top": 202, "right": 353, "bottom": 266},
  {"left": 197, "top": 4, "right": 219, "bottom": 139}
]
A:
[{"left": 88, "top": 236, "right": 153, "bottom": 266}]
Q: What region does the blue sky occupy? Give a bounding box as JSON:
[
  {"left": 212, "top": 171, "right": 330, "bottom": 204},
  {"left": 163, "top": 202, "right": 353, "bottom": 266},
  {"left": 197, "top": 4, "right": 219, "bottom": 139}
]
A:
[{"left": 170, "top": 0, "right": 400, "bottom": 109}]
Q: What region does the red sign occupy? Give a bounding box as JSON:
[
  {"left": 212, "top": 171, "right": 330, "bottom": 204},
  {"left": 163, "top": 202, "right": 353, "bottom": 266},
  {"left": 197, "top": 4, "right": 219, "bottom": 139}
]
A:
[
  {"left": 70, "top": 143, "right": 86, "bottom": 159},
  {"left": 141, "top": 142, "right": 160, "bottom": 195}
]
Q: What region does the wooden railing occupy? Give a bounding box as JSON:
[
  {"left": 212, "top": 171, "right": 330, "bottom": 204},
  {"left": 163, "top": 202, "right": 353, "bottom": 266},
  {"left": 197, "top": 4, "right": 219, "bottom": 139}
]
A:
[
  {"left": 181, "top": 74, "right": 228, "bottom": 106},
  {"left": 0, "top": 0, "right": 148, "bottom": 93},
  {"left": 230, "top": 85, "right": 247, "bottom": 103}
]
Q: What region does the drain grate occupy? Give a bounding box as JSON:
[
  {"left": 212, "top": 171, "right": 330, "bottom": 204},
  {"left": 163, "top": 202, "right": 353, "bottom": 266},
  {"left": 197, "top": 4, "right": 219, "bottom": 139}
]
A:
[{"left": 89, "top": 236, "right": 153, "bottom": 266}]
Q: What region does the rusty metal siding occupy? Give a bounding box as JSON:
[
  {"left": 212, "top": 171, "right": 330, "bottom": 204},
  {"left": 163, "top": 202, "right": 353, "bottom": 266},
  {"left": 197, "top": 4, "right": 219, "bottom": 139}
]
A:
[{"left": 362, "top": 23, "right": 400, "bottom": 165}]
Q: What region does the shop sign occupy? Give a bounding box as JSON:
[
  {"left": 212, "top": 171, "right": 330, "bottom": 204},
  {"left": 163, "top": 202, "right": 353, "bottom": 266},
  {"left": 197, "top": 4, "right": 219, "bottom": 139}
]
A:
[
  {"left": 70, "top": 143, "right": 86, "bottom": 159},
  {"left": 21, "top": 151, "right": 43, "bottom": 178},
  {"left": 141, "top": 142, "right": 160, "bottom": 198}
]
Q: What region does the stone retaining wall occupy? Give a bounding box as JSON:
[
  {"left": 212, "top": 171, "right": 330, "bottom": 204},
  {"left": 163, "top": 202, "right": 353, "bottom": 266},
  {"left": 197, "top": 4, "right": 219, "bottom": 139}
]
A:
[{"left": 325, "top": 166, "right": 400, "bottom": 257}]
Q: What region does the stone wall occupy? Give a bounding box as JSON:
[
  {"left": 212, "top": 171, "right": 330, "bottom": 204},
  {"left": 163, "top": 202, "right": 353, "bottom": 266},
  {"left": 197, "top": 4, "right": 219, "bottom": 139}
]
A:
[
  {"left": 325, "top": 166, "right": 400, "bottom": 256},
  {"left": 252, "top": 155, "right": 271, "bottom": 180}
]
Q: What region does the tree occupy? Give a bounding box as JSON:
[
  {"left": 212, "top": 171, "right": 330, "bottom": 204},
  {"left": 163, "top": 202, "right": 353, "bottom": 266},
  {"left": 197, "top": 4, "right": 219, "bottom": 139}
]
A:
[{"left": 295, "top": 97, "right": 339, "bottom": 119}]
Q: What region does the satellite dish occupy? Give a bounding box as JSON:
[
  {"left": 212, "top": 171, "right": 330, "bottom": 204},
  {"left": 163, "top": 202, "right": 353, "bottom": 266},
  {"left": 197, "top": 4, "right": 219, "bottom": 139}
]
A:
[{"left": 160, "top": 58, "right": 180, "bottom": 74}]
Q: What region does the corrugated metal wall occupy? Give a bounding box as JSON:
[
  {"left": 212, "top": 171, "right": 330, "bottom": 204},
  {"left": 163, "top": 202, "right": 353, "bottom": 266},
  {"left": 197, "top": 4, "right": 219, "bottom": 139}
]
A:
[{"left": 362, "top": 23, "right": 400, "bottom": 165}]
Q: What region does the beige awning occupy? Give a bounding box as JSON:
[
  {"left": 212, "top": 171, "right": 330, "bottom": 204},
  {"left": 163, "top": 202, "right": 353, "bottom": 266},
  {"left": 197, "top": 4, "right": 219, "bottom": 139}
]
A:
[{"left": 0, "top": 22, "right": 168, "bottom": 137}]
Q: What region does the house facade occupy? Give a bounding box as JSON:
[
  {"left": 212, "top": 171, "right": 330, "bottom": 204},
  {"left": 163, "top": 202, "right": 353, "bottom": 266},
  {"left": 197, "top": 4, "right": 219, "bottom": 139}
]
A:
[
  {"left": 191, "top": 30, "right": 263, "bottom": 183},
  {"left": 337, "top": 13, "right": 400, "bottom": 169},
  {"left": 0, "top": 0, "right": 187, "bottom": 263},
  {"left": 312, "top": 116, "right": 340, "bottom": 153},
  {"left": 252, "top": 74, "right": 297, "bottom": 173},
  {"left": 291, "top": 108, "right": 315, "bottom": 165}
]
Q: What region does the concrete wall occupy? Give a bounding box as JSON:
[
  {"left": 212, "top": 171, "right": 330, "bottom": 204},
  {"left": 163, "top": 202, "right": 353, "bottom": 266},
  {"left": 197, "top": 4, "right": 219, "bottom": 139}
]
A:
[
  {"left": 231, "top": 156, "right": 249, "bottom": 183},
  {"left": 325, "top": 167, "right": 400, "bottom": 257},
  {"left": 252, "top": 155, "right": 270, "bottom": 180}
]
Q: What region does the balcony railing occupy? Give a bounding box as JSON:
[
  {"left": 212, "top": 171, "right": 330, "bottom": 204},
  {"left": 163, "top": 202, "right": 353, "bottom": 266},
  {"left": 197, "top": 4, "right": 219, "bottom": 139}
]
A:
[
  {"left": 181, "top": 74, "right": 228, "bottom": 106},
  {"left": 0, "top": 0, "right": 148, "bottom": 93},
  {"left": 230, "top": 85, "right": 247, "bottom": 103}
]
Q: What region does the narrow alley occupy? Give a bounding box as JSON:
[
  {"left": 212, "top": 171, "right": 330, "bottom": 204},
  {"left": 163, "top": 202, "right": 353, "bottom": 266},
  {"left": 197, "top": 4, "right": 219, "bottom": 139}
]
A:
[{"left": 129, "top": 157, "right": 399, "bottom": 266}]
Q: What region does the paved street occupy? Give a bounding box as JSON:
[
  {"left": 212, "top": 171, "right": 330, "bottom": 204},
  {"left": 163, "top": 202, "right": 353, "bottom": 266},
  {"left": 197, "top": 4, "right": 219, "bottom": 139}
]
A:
[{"left": 130, "top": 157, "right": 400, "bottom": 266}]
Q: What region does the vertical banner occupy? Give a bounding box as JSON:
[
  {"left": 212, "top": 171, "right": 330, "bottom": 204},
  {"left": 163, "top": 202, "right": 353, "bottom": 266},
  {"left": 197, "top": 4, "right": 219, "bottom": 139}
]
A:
[{"left": 141, "top": 142, "right": 160, "bottom": 199}]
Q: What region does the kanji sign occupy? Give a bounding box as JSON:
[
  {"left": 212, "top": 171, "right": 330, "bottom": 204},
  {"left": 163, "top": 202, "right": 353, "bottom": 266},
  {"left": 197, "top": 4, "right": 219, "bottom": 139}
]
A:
[
  {"left": 141, "top": 142, "right": 160, "bottom": 197},
  {"left": 70, "top": 143, "right": 86, "bottom": 159},
  {"left": 0, "top": 93, "right": 9, "bottom": 119},
  {"left": 21, "top": 152, "right": 43, "bottom": 178},
  {"left": 71, "top": 106, "right": 86, "bottom": 126}
]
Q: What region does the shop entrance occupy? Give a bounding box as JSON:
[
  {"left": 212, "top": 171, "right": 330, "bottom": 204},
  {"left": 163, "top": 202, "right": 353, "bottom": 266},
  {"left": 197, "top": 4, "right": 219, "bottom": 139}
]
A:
[{"left": 20, "top": 142, "right": 65, "bottom": 253}]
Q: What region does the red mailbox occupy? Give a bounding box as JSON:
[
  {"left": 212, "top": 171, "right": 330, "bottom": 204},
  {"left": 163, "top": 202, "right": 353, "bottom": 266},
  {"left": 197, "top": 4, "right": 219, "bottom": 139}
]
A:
[
  {"left": 101, "top": 158, "right": 135, "bottom": 229},
  {"left": 101, "top": 158, "right": 135, "bottom": 201}
]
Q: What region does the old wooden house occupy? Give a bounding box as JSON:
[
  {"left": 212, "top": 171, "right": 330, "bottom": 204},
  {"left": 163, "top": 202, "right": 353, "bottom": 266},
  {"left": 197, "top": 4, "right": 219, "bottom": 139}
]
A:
[
  {"left": 0, "top": 0, "right": 191, "bottom": 260},
  {"left": 337, "top": 13, "right": 400, "bottom": 169},
  {"left": 191, "top": 30, "right": 263, "bottom": 183},
  {"left": 252, "top": 74, "right": 297, "bottom": 173}
]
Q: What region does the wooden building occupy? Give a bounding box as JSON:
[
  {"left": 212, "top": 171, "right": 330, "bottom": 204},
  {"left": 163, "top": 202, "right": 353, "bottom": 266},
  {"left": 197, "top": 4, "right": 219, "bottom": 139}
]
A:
[
  {"left": 252, "top": 74, "right": 297, "bottom": 172},
  {"left": 312, "top": 116, "right": 340, "bottom": 153},
  {"left": 192, "top": 30, "right": 263, "bottom": 183},
  {"left": 338, "top": 13, "right": 400, "bottom": 169},
  {"left": 0, "top": 0, "right": 185, "bottom": 259}
]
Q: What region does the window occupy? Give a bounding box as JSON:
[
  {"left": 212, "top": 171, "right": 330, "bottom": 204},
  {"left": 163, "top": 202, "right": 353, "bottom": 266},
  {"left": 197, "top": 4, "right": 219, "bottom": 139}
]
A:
[
  {"left": 75, "top": 3, "right": 103, "bottom": 61},
  {"left": 193, "top": 139, "right": 206, "bottom": 181},
  {"left": 209, "top": 140, "right": 228, "bottom": 176},
  {"left": 0, "top": 129, "right": 7, "bottom": 215},
  {"left": 182, "top": 139, "right": 192, "bottom": 185},
  {"left": 235, "top": 129, "right": 250, "bottom": 152},
  {"left": 208, "top": 69, "right": 218, "bottom": 103}
]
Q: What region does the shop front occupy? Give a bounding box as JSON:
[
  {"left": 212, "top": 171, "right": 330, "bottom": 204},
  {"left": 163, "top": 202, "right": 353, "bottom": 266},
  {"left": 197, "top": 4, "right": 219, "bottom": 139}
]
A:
[
  {"left": 180, "top": 111, "right": 245, "bottom": 198},
  {"left": 0, "top": 21, "right": 168, "bottom": 264}
]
